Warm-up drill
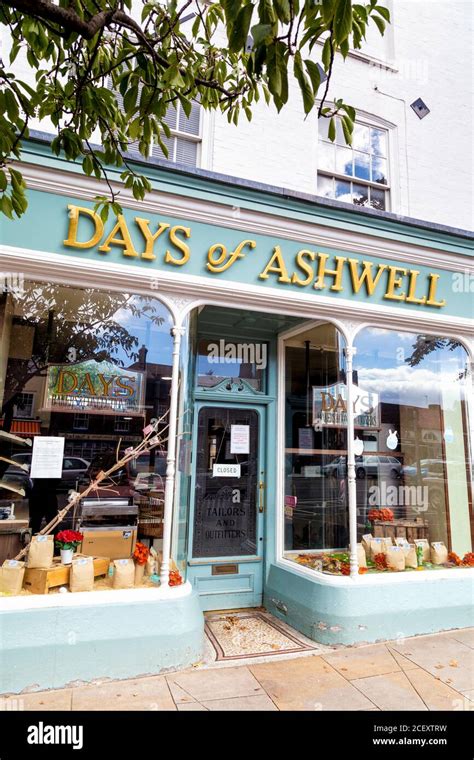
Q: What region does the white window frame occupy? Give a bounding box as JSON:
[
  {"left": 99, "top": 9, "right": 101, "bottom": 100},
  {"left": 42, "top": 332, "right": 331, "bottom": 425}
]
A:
[
  {"left": 317, "top": 109, "right": 398, "bottom": 213},
  {"left": 13, "top": 392, "right": 35, "bottom": 418}
]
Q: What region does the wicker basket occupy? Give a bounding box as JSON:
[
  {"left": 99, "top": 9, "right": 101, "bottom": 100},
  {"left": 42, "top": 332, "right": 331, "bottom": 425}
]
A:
[{"left": 136, "top": 493, "right": 164, "bottom": 539}]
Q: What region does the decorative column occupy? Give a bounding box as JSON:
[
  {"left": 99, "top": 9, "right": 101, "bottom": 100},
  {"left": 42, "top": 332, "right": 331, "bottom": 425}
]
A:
[
  {"left": 344, "top": 344, "right": 359, "bottom": 578},
  {"left": 160, "top": 324, "right": 185, "bottom": 589}
]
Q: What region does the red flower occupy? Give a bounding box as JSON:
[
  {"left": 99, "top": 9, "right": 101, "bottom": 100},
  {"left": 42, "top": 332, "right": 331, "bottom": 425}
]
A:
[
  {"left": 462, "top": 552, "right": 474, "bottom": 567},
  {"left": 169, "top": 570, "right": 182, "bottom": 586},
  {"left": 374, "top": 552, "right": 388, "bottom": 571},
  {"left": 133, "top": 542, "right": 150, "bottom": 565},
  {"left": 55, "top": 530, "right": 83, "bottom": 549}
]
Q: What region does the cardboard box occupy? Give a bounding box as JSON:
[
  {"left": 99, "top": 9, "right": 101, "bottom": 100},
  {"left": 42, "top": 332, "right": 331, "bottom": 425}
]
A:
[{"left": 80, "top": 527, "right": 137, "bottom": 560}]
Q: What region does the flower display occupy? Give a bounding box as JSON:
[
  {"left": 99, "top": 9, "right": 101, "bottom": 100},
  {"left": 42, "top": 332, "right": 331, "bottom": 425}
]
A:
[
  {"left": 368, "top": 508, "right": 394, "bottom": 522},
  {"left": 448, "top": 552, "right": 462, "bottom": 566},
  {"left": 169, "top": 569, "right": 183, "bottom": 586},
  {"left": 374, "top": 552, "right": 388, "bottom": 571},
  {"left": 133, "top": 542, "right": 150, "bottom": 565},
  {"left": 55, "top": 530, "right": 83, "bottom": 550},
  {"left": 462, "top": 552, "right": 474, "bottom": 567}
]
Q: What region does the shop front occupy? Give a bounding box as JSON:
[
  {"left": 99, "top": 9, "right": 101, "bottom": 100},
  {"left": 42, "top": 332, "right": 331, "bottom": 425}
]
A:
[{"left": 0, "top": 137, "right": 472, "bottom": 691}]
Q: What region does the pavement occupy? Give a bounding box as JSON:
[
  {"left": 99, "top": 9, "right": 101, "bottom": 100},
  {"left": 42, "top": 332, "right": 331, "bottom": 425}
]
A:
[{"left": 1, "top": 624, "right": 473, "bottom": 711}]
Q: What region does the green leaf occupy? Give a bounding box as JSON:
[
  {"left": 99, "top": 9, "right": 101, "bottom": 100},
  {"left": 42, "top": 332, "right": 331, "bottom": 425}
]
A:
[
  {"left": 371, "top": 14, "right": 386, "bottom": 35},
  {"left": 304, "top": 60, "right": 321, "bottom": 95},
  {"left": 322, "top": 36, "right": 332, "bottom": 70},
  {"left": 334, "top": 0, "right": 353, "bottom": 44},
  {"left": 327, "top": 117, "right": 336, "bottom": 142},
  {"left": 374, "top": 5, "right": 391, "bottom": 22},
  {"left": 294, "top": 51, "right": 314, "bottom": 115},
  {"left": 273, "top": 0, "right": 291, "bottom": 23},
  {"left": 250, "top": 23, "right": 272, "bottom": 46},
  {"left": 0, "top": 172, "right": 7, "bottom": 192},
  {"left": 229, "top": 4, "right": 254, "bottom": 52},
  {"left": 340, "top": 115, "right": 353, "bottom": 145}
]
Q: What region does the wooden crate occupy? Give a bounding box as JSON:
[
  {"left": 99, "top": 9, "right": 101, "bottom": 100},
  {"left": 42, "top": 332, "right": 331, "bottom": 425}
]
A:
[
  {"left": 0, "top": 520, "right": 29, "bottom": 565},
  {"left": 23, "top": 556, "right": 110, "bottom": 595},
  {"left": 372, "top": 519, "right": 429, "bottom": 543}
]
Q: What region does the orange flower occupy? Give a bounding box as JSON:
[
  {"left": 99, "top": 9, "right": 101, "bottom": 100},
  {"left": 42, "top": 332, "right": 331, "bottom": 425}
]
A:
[
  {"left": 169, "top": 569, "right": 183, "bottom": 586},
  {"left": 359, "top": 566, "right": 368, "bottom": 574},
  {"left": 133, "top": 541, "right": 150, "bottom": 565},
  {"left": 448, "top": 552, "right": 462, "bottom": 566},
  {"left": 462, "top": 552, "right": 474, "bottom": 567},
  {"left": 374, "top": 552, "right": 387, "bottom": 571}
]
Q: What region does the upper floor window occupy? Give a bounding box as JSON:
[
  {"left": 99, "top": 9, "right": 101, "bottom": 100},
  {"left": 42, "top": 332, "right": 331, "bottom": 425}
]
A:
[
  {"left": 13, "top": 392, "right": 34, "bottom": 418},
  {"left": 317, "top": 118, "right": 389, "bottom": 211},
  {"left": 108, "top": 79, "right": 201, "bottom": 168}
]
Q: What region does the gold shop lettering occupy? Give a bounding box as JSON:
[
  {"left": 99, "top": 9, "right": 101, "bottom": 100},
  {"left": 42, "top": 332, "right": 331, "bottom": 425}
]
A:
[{"left": 63, "top": 205, "right": 446, "bottom": 309}]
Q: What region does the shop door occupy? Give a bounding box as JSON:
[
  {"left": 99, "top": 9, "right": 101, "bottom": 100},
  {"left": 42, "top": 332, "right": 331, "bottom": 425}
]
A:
[{"left": 187, "top": 404, "right": 265, "bottom": 610}]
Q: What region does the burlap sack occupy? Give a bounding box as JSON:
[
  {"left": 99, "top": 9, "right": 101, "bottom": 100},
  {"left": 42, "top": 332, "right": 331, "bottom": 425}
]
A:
[
  {"left": 361, "top": 534, "right": 373, "bottom": 559},
  {"left": 403, "top": 544, "right": 418, "bottom": 569},
  {"left": 0, "top": 560, "right": 25, "bottom": 595},
  {"left": 113, "top": 559, "right": 135, "bottom": 589},
  {"left": 386, "top": 546, "right": 406, "bottom": 571},
  {"left": 70, "top": 556, "right": 94, "bottom": 593},
  {"left": 357, "top": 543, "right": 367, "bottom": 568},
  {"left": 431, "top": 542, "right": 448, "bottom": 565},
  {"left": 415, "top": 539, "right": 430, "bottom": 562},
  {"left": 27, "top": 535, "right": 54, "bottom": 569}
]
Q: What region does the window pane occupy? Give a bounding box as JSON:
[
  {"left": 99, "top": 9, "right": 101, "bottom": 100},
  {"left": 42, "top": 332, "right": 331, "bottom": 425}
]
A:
[
  {"left": 370, "top": 187, "right": 386, "bottom": 210},
  {"left": 354, "top": 151, "right": 370, "bottom": 180},
  {"left": 371, "top": 128, "right": 387, "bottom": 157},
  {"left": 317, "top": 175, "right": 334, "bottom": 198},
  {"left": 371, "top": 156, "right": 388, "bottom": 184},
  {"left": 335, "top": 180, "right": 352, "bottom": 203},
  {"left": 335, "top": 118, "right": 346, "bottom": 146},
  {"left": 178, "top": 101, "right": 201, "bottom": 136},
  {"left": 335, "top": 146, "right": 353, "bottom": 176},
  {"left": 284, "top": 324, "right": 349, "bottom": 563},
  {"left": 354, "top": 329, "right": 472, "bottom": 566},
  {"left": 318, "top": 140, "right": 335, "bottom": 172},
  {"left": 175, "top": 138, "right": 198, "bottom": 167},
  {"left": 353, "top": 124, "right": 370, "bottom": 152},
  {"left": 318, "top": 116, "right": 330, "bottom": 140},
  {"left": 152, "top": 135, "right": 175, "bottom": 162},
  {"left": 352, "top": 183, "right": 369, "bottom": 206}
]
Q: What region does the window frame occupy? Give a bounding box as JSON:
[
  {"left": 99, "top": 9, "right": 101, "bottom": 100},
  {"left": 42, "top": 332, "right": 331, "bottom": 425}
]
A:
[{"left": 317, "top": 108, "right": 399, "bottom": 212}]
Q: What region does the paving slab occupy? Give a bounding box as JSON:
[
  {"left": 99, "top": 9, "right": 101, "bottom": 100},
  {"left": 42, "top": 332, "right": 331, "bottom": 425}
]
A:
[
  {"left": 387, "top": 646, "right": 419, "bottom": 672},
  {"left": 177, "top": 702, "right": 209, "bottom": 711},
  {"left": 322, "top": 644, "right": 401, "bottom": 680},
  {"left": 201, "top": 695, "right": 278, "bottom": 711},
  {"left": 71, "top": 676, "right": 176, "bottom": 711},
  {"left": 447, "top": 628, "right": 474, "bottom": 650},
  {"left": 250, "top": 655, "right": 376, "bottom": 711},
  {"left": 0, "top": 689, "right": 72, "bottom": 711},
  {"left": 405, "top": 668, "right": 468, "bottom": 711},
  {"left": 351, "top": 671, "right": 428, "bottom": 711},
  {"left": 166, "top": 666, "right": 265, "bottom": 702},
  {"left": 391, "top": 635, "right": 474, "bottom": 693}
]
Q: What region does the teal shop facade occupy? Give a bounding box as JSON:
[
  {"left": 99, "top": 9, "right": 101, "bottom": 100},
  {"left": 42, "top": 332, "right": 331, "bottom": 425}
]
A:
[{"left": 0, "top": 135, "right": 473, "bottom": 692}]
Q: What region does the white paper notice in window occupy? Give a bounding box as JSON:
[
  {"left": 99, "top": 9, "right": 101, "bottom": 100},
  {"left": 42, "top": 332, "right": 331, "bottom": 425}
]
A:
[
  {"left": 230, "top": 425, "right": 250, "bottom": 454},
  {"left": 30, "top": 436, "right": 65, "bottom": 479}
]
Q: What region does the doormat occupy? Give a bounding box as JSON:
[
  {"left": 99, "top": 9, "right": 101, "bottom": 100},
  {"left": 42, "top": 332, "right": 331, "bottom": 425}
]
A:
[{"left": 205, "top": 612, "right": 315, "bottom": 661}]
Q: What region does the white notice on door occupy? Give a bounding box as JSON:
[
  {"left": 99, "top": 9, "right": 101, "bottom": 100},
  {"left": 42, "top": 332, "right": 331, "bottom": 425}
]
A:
[
  {"left": 230, "top": 425, "right": 250, "bottom": 454},
  {"left": 30, "top": 436, "right": 65, "bottom": 479},
  {"left": 213, "top": 464, "right": 241, "bottom": 478}
]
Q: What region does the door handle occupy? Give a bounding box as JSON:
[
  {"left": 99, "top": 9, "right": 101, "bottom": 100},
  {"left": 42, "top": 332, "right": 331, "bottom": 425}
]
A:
[{"left": 258, "top": 480, "right": 265, "bottom": 513}]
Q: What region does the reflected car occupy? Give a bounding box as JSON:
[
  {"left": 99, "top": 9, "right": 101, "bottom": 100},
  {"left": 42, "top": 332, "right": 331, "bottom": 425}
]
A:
[
  {"left": 355, "top": 455, "right": 402, "bottom": 479},
  {"left": 4, "top": 454, "right": 90, "bottom": 490}
]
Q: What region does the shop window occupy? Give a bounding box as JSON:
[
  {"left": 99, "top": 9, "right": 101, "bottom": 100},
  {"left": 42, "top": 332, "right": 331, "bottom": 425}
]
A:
[
  {"left": 353, "top": 328, "right": 473, "bottom": 568},
  {"left": 196, "top": 337, "right": 268, "bottom": 393},
  {"left": 283, "top": 323, "right": 350, "bottom": 570},
  {"left": 317, "top": 119, "right": 390, "bottom": 210},
  {"left": 0, "top": 283, "right": 179, "bottom": 592}
]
